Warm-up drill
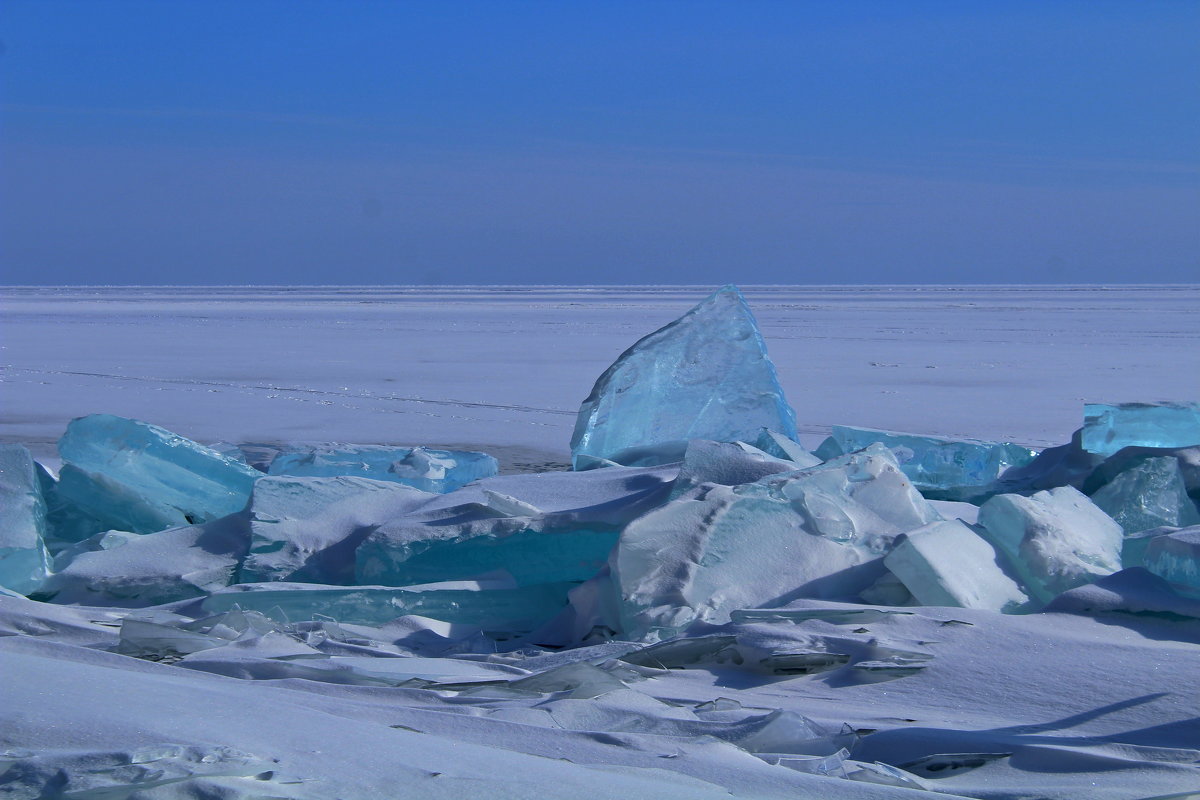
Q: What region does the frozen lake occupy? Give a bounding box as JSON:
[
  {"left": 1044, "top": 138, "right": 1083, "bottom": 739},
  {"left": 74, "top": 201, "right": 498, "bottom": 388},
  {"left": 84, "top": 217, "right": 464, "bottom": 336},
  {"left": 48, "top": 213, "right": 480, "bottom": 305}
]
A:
[{"left": 2, "top": 285, "right": 1197, "bottom": 466}]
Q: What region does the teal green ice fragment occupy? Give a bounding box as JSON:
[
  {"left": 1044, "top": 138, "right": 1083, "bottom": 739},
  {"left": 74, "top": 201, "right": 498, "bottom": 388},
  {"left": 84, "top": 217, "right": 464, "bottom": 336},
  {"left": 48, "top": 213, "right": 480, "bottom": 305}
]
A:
[
  {"left": 1090, "top": 457, "right": 1200, "bottom": 534},
  {"left": 56, "top": 414, "right": 261, "bottom": 534},
  {"left": 268, "top": 444, "right": 497, "bottom": 493},
  {"left": 570, "top": 286, "right": 796, "bottom": 469},
  {"left": 0, "top": 445, "right": 51, "bottom": 594},
  {"left": 1143, "top": 529, "right": 1200, "bottom": 594},
  {"left": 1082, "top": 402, "right": 1200, "bottom": 458},
  {"left": 829, "top": 426, "right": 1038, "bottom": 500}
]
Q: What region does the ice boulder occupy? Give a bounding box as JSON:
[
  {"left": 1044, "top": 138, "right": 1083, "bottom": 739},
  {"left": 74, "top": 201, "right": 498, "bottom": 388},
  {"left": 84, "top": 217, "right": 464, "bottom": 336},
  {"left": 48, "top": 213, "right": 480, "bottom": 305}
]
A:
[
  {"left": 884, "top": 520, "right": 1028, "bottom": 612},
  {"left": 240, "top": 476, "right": 437, "bottom": 584},
  {"left": 0, "top": 445, "right": 52, "bottom": 594},
  {"left": 1089, "top": 457, "right": 1200, "bottom": 534},
  {"left": 822, "top": 426, "right": 1038, "bottom": 501},
  {"left": 612, "top": 444, "right": 940, "bottom": 640},
  {"left": 35, "top": 515, "right": 249, "bottom": 607},
  {"left": 977, "top": 487, "right": 1123, "bottom": 604},
  {"left": 570, "top": 285, "right": 797, "bottom": 469},
  {"left": 1082, "top": 402, "right": 1200, "bottom": 458},
  {"left": 56, "top": 414, "right": 261, "bottom": 535},
  {"left": 1143, "top": 528, "right": 1200, "bottom": 595},
  {"left": 267, "top": 444, "right": 497, "bottom": 493}
]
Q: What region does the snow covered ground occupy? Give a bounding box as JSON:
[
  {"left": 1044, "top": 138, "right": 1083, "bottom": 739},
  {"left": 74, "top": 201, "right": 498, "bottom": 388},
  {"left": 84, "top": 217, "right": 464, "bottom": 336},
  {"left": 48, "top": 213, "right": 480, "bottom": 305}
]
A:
[
  {"left": 4, "top": 285, "right": 1198, "bottom": 468},
  {"left": 2, "top": 285, "right": 1199, "bottom": 800}
]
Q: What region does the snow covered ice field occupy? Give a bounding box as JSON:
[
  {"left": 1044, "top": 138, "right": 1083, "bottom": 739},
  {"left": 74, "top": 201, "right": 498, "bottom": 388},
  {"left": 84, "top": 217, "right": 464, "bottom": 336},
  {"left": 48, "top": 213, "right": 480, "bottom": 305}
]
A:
[{"left": 2, "top": 284, "right": 1200, "bottom": 800}]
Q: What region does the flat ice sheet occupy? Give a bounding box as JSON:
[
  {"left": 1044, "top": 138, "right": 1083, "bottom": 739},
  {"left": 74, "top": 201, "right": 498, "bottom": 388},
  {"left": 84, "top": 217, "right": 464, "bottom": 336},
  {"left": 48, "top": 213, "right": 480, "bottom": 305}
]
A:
[{"left": 2, "top": 285, "right": 1197, "bottom": 467}]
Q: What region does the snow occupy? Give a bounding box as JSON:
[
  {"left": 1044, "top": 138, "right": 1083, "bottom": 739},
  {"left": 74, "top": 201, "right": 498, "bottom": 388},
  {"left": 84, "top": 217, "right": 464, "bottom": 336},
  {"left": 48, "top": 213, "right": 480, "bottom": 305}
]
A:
[{"left": 1, "top": 284, "right": 1199, "bottom": 799}]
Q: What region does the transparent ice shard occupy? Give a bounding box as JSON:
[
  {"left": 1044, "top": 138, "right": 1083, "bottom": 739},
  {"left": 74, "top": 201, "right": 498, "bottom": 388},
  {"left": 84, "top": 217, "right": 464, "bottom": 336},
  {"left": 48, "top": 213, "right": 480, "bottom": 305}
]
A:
[
  {"left": 240, "top": 476, "right": 435, "bottom": 584},
  {"left": 267, "top": 444, "right": 498, "bottom": 493},
  {"left": 884, "top": 520, "right": 1028, "bottom": 612},
  {"left": 36, "top": 515, "right": 249, "bottom": 607},
  {"left": 570, "top": 285, "right": 797, "bottom": 468},
  {"left": 827, "top": 425, "right": 1038, "bottom": 500},
  {"left": 56, "top": 414, "right": 261, "bottom": 534},
  {"left": 0, "top": 445, "right": 52, "bottom": 594},
  {"left": 1089, "top": 457, "right": 1200, "bottom": 534},
  {"left": 751, "top": 429, "right": 822, "bottom": 468},
  {"left": 1143, "top": 528, "right": 1200, "bottom": 594},
  {"left": 1082, "top": 402, "right": 1200, "bottom": 458},
  {"left": 977, "top": 486, "right": 1123, "bottom": 604}
]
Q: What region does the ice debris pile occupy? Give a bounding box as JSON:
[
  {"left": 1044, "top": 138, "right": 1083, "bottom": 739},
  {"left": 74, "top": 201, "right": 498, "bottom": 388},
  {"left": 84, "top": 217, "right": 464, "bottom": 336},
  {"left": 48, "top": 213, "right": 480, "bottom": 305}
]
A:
[{"left": 3, "top": 285, "right": 1200, "bottom": 798}]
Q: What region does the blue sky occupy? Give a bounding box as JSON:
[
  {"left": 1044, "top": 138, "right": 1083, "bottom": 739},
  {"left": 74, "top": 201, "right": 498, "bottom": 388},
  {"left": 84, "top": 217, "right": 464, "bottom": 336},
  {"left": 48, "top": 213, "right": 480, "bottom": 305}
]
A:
[{"left": 1, "top": 1, "right": 1197, "bottom": 284}]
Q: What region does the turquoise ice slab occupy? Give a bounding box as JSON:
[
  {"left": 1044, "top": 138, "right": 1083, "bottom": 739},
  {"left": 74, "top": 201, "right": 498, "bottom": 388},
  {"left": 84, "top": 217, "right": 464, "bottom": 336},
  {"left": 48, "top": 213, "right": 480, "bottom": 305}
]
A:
[
  {"left": 202, "top": 580, "right": 574, "bottom": 631},
  {"left": 57, "top": 414, "right": 262, "bottom": 534},
  {"left": 1082, "top": 402, "right": 1200, "bottom": 458},
  {"left": 828, "top": 426, "right": 1038, "bottom": 500},
  {"left": 0, "top": 445, "right": 51, "bottom": 594},
  {"left": 1143, "top": 528, "right": 1200, "bottom": 594},
  {"left": 267, "top": 444, "right": 498, "bottom": 493},
  {"left": 1089, "top": 457, "right": 1200, "bottom": 534},
  {"left": 977, "top": 486, "right": 1123, "bottom": 604},
  {"left": 570, "top": 285, "right": 797, "bottom": 469}
]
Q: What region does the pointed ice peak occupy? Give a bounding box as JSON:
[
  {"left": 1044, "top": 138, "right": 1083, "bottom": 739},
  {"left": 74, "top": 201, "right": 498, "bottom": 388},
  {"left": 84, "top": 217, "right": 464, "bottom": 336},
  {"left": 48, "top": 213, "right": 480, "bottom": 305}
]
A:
[{"left": 570, "top": 285, "right": 797, "bottom": 469}]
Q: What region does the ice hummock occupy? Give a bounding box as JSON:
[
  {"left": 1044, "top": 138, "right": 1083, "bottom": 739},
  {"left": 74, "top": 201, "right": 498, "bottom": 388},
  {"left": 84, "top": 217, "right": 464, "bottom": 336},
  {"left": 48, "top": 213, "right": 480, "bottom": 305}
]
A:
[
  {"left": 267, "top": 443, "right": 498, "bottom": 493},
  {"left": 0, "top": 445, "right": 52, "bottom": 594},
  {"left": 55, "top": 414, "right": 261, "bottom": 536},
  {"left": 977, "top": 486, "right": 1123, "bottom": 604},
  {"left": 1143, "top": 528, "right": 1200, "bottom": 595},
  {"left": 1082, "top": 401, "right": 1200, "bottom": 457},
  {"left": 1089, "top": 456, "right": 1200, "bottom": 534},
  {"left": 570, "top": 285, "right": 797, "bottom": 469},
  {"left": 819, "top": 425, "right": 1039, "bottom": 501}
]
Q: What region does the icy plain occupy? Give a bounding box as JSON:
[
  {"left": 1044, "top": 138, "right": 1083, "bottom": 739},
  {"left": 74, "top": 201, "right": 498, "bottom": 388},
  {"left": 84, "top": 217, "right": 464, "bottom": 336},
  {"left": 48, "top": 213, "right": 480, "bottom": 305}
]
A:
[{"left": 2, "top": 285, "right": 1199, "bottom": 800}]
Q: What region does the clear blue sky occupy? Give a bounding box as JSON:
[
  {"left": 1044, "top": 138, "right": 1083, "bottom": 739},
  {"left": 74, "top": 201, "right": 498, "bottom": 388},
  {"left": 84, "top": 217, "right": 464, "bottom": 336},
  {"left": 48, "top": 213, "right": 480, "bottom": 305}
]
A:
[{"left": 1, "top": 1, "right": 1197, "bottom": 284}]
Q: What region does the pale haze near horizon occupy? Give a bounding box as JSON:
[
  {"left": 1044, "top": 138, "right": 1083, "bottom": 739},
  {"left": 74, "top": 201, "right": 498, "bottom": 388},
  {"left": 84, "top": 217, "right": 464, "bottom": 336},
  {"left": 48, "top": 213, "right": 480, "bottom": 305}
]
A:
[{"left": 1, "top": 1, "right": 1197, "bottom": 286}]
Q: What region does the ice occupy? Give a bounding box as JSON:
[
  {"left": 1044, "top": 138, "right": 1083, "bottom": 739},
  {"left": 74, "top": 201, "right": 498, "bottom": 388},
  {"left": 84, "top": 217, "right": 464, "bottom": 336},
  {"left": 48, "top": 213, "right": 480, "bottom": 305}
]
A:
[
  {"left": 883, "top": 520, "right": 1029, "bottom": 612},
  {"left": 55, "top": 414, "right": 261, "bottom": 535},
  {"left": 612, "top": 444, "right": 940, "bottom": 639},
  {"left": 1082, "top": 402, "right": 1200, "bottom": 457},
  {"left": 203, "top": 579, "right": 573, "bottom": 632},
  {"left": 36, "top": 515, "right": 249, "bottom": 607},
  {"left": 1143, "top": 529, "right": 1200, "bottom": 594},
  {"left": 670, "top": 439, "right": 797, "bottom": 497},
  {"left": 977, "top": 486, "right": 1123, "bottom": 604},
  {"left": 823, "top": 425, "right": 1039, "bottom": 500},
  {"left": 267, "top": 443, "right": 498, "bottom": 493},
  {"left": 570, "top": 285, "right": 797, "bottom": 468},
  {"left": 1089, "top": 456, "right": 1200, "bottom": 534},
  {"left": 240, "top": 475, "right": 436, "bottom": 584},
  {"left": 0, "top": 445, "right": 52, "bottom": 594},
  {"left": 752, "top": 428, "right": 822, "bottom": 467}
]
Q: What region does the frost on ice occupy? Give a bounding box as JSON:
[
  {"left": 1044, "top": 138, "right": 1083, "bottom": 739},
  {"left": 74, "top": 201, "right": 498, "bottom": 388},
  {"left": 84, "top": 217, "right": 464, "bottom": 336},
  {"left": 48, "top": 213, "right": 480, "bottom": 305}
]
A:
[{"left": 570, "top": 285, "right": 798, "bottom": 468}]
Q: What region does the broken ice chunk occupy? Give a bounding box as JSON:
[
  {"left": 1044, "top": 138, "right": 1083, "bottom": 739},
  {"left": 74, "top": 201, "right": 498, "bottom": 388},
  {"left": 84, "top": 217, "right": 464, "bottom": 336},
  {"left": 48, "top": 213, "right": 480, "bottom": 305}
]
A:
[
  {"left": 56, "top": 414, "right": 261, "bottom": 534},
  {"left": 752, "top": 429, "right": 822, "bottom": 468},
  {"left": 1143, "top": 529, "right": 1200, "bottom": 594},
  {"left": 0, "top": 445, "right": 52, "bottom": 594},
  {"left": 613, "top": 445, "right": 939, "bottom": 639},
  {"left": 36, "top": 514, "right": 248, "bottom": 607},
  {"left": 827, "top": 425, "right": 1038, "bottom": 501},
  {"left": 570, "top": 285, "right": 797, "bottom": 468},
  {"left": 240, "top": 476, "right": 435, "bottom": 584},
  {"left": 670, "top": 439, "right": 797, "bottom": 498},
  {"left": 267, "top": 444, "right": 497, "bottom": 493},
  {"left": 203, "top": 579, "right": 572, "bottom": 632},
  {"left": 884, "top": 520, "right": 1028, "bottom": 612},
  {"left": 1082, "top": 402, "right": 1200, "bottom": 458},
  {"left": 977, "top": 486, "right": 1123, "bottom": 604},
  {"left": 1089, "top": 457, "right": 1200, "bottom": 534}
]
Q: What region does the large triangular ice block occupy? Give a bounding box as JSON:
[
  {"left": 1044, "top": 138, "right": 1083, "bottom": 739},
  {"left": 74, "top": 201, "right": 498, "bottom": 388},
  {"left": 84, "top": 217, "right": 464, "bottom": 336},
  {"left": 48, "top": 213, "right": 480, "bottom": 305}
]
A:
[{"left": 570, "top": 286, "right": 797, "bottom": 469}]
